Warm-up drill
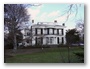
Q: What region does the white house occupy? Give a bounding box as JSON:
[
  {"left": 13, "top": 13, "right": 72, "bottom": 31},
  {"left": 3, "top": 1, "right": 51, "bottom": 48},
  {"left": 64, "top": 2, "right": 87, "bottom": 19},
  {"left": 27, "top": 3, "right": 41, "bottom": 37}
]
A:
[{"left": 31, "top": 20, "right": 66, "bottom": 46}]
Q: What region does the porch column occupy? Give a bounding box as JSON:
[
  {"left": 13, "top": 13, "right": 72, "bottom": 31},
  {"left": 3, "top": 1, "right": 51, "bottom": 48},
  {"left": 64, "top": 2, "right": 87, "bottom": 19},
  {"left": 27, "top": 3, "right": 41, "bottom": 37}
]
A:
[
  {"left": 61, "top": 29, "right": 64, "bottom": 35},
  {"left": 41, "top": 28, "right": 43, "bottom": 35}
]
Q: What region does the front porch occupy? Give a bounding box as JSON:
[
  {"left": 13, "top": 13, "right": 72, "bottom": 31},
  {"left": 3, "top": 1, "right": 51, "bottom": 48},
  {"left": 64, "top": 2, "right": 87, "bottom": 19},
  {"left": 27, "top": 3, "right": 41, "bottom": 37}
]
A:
[{"left": 34, "top": 36, "right": 65, "bottom": 45}]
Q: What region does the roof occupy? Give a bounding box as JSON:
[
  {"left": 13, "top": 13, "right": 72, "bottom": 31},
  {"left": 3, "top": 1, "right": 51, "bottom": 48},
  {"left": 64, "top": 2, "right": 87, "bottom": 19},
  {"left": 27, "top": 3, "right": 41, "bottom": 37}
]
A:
[{"left": 32, "top": 22, "right": 66, "bottom": 28}]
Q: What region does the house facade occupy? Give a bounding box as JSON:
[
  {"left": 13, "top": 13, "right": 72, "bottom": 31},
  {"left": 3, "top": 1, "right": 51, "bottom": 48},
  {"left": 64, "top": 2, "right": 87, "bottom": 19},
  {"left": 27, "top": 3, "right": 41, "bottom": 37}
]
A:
[{"left": 31, "top": 21, "right": 66, "bottom": 46}]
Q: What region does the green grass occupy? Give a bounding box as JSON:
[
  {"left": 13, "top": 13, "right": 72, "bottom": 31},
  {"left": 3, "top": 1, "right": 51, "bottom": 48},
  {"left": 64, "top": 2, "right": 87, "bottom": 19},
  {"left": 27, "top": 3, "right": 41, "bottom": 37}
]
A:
[{"left": 5, "top": 47, "right": 84, "bottom": 63}]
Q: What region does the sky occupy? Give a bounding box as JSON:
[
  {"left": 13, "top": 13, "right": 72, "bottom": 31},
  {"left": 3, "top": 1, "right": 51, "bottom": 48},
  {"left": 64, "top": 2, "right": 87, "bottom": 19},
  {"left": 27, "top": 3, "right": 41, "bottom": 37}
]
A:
[{"left": 27, "top": 4, "right": 84, "bottom": 29}]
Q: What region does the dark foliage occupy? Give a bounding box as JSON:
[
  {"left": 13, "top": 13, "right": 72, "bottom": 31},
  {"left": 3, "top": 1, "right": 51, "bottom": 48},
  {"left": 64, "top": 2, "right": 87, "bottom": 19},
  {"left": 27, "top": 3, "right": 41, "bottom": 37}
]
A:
[
  {"left": 74, "top": 47, "right": 84, "bottom": 62},
  {"left": 66, "top": 29, "right": 80, "bottom": 45},
  {"left": 74, "top": 52, "right": 84, "bottom": 62},
  {"left": 4, "top": 4, "right": 30, "bottom": 50},
  {"left": 4, "top": 30, "right": 23, "bottom": 49}
]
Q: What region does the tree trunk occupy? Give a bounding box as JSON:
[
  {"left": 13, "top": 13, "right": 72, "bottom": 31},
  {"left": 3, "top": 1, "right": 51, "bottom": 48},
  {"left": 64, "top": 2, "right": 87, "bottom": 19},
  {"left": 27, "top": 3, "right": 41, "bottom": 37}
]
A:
[
  {"left": 4, "top": 49, "right": 6, "bottom": 63},
  {"left": 13, "top": 34, "right": 17, "bottom": 52}
]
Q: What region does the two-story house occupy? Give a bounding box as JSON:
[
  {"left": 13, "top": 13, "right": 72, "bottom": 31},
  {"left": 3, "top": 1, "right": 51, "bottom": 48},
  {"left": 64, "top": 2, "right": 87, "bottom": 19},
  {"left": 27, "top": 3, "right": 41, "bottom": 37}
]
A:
[{"left": 31, "top": 20, "right": 66, "bottom": 46}]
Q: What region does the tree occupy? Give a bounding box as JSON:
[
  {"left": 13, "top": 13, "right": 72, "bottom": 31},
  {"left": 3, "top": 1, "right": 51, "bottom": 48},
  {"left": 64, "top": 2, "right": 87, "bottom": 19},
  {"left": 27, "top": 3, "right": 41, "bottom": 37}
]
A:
[
  {"left": 62, "top": 4, "right": 83, "bottom": 22},
  {"left": 76, "top": 19, "right": 84, "bottom": 29},
  {"left": 66, "top": 29, "right": 80, "bottom": 45},
  {"left": 66, "top": 28, "right": 80, "bottom": 63},
  {"left": 76, "top": 19, "right": 84, "bottom": 43},
  {"left": 4, "top": 4, "right": 30, "bottom": 50}
]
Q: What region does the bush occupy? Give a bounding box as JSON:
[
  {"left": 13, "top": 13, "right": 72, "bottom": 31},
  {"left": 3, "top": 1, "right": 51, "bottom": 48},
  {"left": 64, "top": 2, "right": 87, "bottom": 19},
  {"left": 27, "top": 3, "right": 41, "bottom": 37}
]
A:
[
  {"left": 74, "top": 52, "right": 84, "bottom": 62},
  {"left": 4, "top": 41, "right": 13, "bottom": 49},
  {"left": 58, "top": 44, "right": 67, "bottom": 47}
]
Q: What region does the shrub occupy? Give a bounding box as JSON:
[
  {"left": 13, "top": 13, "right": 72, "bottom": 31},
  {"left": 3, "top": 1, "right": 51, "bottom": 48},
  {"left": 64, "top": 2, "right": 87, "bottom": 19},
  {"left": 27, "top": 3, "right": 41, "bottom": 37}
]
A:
[{"left": 74, "top": 52, "right": 84, "bottom": 62}]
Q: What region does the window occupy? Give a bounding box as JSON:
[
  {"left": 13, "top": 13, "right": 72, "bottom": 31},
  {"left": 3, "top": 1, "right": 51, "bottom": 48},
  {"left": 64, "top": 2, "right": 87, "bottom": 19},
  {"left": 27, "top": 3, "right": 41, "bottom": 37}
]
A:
[
  {"left": 44, "top": 28, "right": 47, "bottom": 34},
  {"left": 54, "top": 29, "right": 57, "bottom": 34},
  {"left": 46, "top": 37, "right": 49, "bottom": 44},
  {"left": 36, "top": 37, "right": 42, "bottom": 45},
  {"left": 37, "top": 29, "right": 41, "bottom": 35},
  {"left": 59, "top": 29, "right": 61, "bottom": 35},
  {"left": 46, "top": 37, "right": 53, "bottom": 44},
  {"left": 49, "top": 29, "right": 53, "bottom": 34},
  {"left": 37, "top": 38, "right": 41, "bottom": 45},
  {"left": 50, "top": 37, "right": 53, "bottom": 44}
]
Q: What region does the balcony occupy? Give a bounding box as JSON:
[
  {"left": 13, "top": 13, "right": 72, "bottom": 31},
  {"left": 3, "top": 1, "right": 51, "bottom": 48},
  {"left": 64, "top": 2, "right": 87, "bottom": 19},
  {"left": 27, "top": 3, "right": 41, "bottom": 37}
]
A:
[{"left": 34, "top": 33, "right": 63, "bottom": 36}]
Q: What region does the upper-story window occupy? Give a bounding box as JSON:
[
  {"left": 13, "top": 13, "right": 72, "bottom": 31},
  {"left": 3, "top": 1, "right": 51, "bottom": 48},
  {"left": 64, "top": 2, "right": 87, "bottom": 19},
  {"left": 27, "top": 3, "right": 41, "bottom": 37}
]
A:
[
  {"left": 44, "top": 28, "right": 47, "bottom": 34},
  {"left": 49, "top": 28, "right": 53, "bottom": 34},
  {"left": 57, "top": 29, "right": 62, "bottom": 35},
  {"left": 35, "top": 28, "right": 64, "bottom": 35},
  {"left": 59, "top": 29, "right": 62, "bottom": 35},
  {"left": 54, "top": 29, "right": 57, "bottom": 34},
  {"left": 37, "top": 28, "right": 41, "bottom": 35},
  {"left": 44, "top": 28, "right": 52, "bottom": 35},
  {"left": 35, "top": 28, "right": 43, "bottom": 35}
]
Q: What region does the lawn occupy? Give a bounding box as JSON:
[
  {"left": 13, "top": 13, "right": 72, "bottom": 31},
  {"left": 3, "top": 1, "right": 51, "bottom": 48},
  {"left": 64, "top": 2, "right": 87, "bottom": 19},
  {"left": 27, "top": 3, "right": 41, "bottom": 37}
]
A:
[{"left": 5, "top": 46, "right": 84, "bottom": 63}]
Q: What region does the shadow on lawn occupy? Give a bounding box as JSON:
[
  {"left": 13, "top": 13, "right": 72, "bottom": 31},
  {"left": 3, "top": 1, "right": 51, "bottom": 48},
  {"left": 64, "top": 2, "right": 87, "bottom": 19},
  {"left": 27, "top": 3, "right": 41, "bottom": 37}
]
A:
[{"left": 4, "top": 46, "right": 84, "bottom": 63}]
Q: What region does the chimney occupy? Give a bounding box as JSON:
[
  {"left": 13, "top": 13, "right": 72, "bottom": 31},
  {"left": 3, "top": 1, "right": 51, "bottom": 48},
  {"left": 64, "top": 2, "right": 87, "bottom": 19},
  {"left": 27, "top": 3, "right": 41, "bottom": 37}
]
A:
[
  {"left": 54, "top": 20, "right": 57, "bottom": 23},
  {"left": 32, "top": 20, "right": 34, "bottom": 23},
  {"left": 62, "top": 23, "right": 65, "bottom": 26}
]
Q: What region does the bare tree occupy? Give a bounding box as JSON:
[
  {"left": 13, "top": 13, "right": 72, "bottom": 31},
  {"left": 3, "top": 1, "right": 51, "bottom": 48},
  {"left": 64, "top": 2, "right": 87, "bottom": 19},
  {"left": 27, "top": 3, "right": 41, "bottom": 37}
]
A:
[
  {"left": 75, "top": 19, "right": 84, "bottom": 43},
  {"left": 76, "top": 19, "right": 84, "bottom": 29},
  {"left": 4, "top": 4, "right": 30, "bottom": 51},
  {"left": 62, "top": 4, "right": 82, "bottom": 22}
]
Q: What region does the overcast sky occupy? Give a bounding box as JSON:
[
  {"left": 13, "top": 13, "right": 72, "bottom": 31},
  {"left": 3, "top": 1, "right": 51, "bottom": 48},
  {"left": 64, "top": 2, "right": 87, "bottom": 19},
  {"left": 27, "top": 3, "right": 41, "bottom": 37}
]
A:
[{"left": 27, "top": 4, "right": 84, "bottom": 29}]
